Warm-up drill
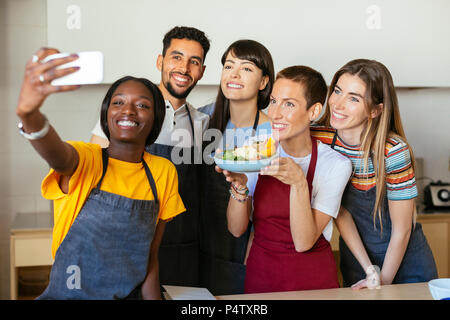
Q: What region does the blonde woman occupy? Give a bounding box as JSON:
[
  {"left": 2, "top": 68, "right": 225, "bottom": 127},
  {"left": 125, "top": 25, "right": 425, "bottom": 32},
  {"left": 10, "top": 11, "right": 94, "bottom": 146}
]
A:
[{"left": 312, "top": 59, "right": 437, "bottom": 288}]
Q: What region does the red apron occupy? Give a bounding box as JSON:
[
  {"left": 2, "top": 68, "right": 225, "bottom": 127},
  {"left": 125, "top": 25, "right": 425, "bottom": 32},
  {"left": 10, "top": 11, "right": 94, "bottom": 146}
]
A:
[{"left": 245, "top": 137, "right": 339, "bottom": 293}]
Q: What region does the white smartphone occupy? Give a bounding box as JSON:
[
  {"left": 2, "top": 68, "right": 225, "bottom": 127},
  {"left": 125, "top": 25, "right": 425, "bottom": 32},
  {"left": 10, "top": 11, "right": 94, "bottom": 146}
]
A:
[{"left": 41, "top": 51, "right": 104, "bottom": 85}]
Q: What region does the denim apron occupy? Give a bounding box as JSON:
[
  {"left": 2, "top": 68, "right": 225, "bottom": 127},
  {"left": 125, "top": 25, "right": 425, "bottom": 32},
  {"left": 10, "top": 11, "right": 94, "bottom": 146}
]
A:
[
  {"left": 329, "top": 134, "right": 438, "bottom": 286},
  {"left": 147, "top": 107, "right": 200, "bottom": 287},
  {"left": 37, "top": 149, "right": 159, "bottom": 299},
  {"left": 199, "top": 112, "right": 260, "bottom": 295}
]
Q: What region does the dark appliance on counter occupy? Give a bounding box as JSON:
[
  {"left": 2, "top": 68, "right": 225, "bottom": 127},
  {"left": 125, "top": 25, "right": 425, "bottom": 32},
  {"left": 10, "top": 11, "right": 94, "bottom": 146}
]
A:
[{"left": 424, "top": 180, "right": 450, "bottom": 211}]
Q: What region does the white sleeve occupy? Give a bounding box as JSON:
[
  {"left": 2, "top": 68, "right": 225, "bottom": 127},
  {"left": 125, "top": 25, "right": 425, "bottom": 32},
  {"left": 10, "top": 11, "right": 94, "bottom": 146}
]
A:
[
  {"left": 245, "top": 172, "right": 259, "bottom": 197},
  {"left": 91, "top": 118, "right": 107, "bottom": 139},
  {"left": 311, "top": 156, "right": 352, "bottom": 218}
]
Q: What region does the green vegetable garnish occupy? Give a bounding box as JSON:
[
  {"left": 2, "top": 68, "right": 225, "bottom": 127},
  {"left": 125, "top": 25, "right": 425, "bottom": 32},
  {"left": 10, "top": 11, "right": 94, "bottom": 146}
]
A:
[{"left": 222, "top": 150, "right": 236, "bottom": 160}]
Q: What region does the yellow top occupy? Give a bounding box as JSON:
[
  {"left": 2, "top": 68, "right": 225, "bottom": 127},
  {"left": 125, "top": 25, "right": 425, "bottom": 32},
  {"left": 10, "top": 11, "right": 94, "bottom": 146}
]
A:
[{"left": 41, "top": 141, "right": 186, "bottom": 258}]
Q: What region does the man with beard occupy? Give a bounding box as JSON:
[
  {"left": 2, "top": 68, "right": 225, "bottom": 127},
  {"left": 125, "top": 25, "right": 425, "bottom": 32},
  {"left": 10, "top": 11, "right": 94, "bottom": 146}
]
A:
[{"left": 90, "top": 26, "right": 210, "bottom": 291}]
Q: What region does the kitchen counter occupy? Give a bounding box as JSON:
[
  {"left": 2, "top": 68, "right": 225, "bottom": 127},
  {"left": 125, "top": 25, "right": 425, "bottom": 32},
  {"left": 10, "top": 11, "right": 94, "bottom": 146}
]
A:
[{"left": 216, "top": 282, "right": 433, "bottom": 300}]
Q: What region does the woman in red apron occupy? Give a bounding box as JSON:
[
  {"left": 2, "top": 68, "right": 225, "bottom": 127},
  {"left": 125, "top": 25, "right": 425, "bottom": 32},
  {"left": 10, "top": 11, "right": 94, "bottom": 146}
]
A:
[{"left": 218, "top": 66, "right": 352, "bottom": 293}]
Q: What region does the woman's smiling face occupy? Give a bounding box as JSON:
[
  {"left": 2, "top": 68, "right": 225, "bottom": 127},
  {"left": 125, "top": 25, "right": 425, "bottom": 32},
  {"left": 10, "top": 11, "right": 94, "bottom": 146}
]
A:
[
  {"left": 328, "top": 73, "right": 369, "bottom": 136},
  {"left": 268, "top": 78, "right": 314, "bottom": 143},
  {"left": 107, "top": 80, "right": 155, "bottom": 145},
  {"left": 220, "top": 51, "right": 268, "bottom": 103}
]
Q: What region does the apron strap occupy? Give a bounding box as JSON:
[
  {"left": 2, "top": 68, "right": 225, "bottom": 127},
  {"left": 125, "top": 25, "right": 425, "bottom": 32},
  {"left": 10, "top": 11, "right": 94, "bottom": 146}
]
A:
[
  {"left": 142, "top": 159, "right": 159, "bottom": 206},
  {"left": 95, "top": 148, "right": 110, "bottom": 189},
  {"left": 97, "top": 148, "right": 159, "bottom": 206},
  {"left": 186, "top": 105, "right": 195, "bottom": 146},
  {"left": 251, "top": 110, "right": 260, "bottom": 137},
  {"left": 306, "top": 137, "right": 318, "bottom": 201},
  {"left": 331, "top": 131, "right": 338, "bottom": 150},
  {"left": 330, "top": 130, "right": 373, "bottom": 171}
]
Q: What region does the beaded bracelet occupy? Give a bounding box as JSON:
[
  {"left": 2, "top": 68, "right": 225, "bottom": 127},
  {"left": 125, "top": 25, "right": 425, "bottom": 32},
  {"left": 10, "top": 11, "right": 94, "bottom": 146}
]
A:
[
  {"left": 229, "top": 188, "right": 249, "bottom": 203},
  {"left": 231, "top": 183, "right": 249, "bottom": 196}
]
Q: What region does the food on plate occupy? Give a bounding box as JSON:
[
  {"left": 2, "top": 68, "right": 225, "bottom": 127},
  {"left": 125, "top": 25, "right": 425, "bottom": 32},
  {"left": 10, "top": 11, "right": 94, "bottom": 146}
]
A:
[{"left": 219, "top": 137, "right": 276, "bottom": 161}]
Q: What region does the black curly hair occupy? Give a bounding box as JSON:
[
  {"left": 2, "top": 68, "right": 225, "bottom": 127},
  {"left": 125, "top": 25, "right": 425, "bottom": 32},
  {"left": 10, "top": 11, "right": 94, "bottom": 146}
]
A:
[{"left": 162, "top": 26, "right": 210, "bottom": 63}]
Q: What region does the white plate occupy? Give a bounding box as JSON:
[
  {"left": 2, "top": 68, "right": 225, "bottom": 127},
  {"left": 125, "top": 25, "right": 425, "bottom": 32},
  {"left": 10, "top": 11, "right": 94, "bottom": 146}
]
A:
[{"left": 214, "top": 153, "right": 278, "bottom": 173}]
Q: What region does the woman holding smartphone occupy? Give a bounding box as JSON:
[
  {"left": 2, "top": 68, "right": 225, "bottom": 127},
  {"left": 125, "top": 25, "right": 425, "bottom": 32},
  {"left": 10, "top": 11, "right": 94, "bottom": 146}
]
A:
[
  {"left": 312, "top": 59, "right": 437, "bottom": 288},
  {"left": 17, "top": 48, "right": 185, "bottom": 299}
]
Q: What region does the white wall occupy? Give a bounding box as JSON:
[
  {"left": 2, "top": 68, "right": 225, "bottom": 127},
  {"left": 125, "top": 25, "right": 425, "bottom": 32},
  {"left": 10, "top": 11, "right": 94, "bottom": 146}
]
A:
[
  {"left": 0, "top": 0, "right": 449, "bottom": 299},
  {"left": 46, "top": 0, "right": 450, "bottom": 87},
  {"left": 396, "top": 88, "right": 450, "bottom": 183},
  {"left": 1, "top": 0, "right": 49, "bottom": 299}
]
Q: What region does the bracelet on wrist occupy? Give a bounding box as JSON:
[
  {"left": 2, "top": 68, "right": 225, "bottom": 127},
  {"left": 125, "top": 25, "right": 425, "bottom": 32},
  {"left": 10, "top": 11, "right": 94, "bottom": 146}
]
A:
[
  {"left": 229, "top": 188, "right": 248, "bottom": 203},
  {"left": 231, "top": 183, "right": 249, "bottom": 196},
  {"left": 233, "top": 182, "right": 247, "bottom": 191},
  {"left": 365, "top": 265, "right": 380, "bottom": 275},
  {"left": 18, "top": 114, "right": 50, "bottom": 140}
]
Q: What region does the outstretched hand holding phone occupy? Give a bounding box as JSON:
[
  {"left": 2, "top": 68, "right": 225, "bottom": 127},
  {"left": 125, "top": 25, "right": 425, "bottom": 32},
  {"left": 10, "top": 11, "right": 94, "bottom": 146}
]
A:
[
  {"left": 16, "top": 47, "right": 83, "bottom": 177},
  {"left": 17, "top": 47, "right": 81, "bottom": 117}
]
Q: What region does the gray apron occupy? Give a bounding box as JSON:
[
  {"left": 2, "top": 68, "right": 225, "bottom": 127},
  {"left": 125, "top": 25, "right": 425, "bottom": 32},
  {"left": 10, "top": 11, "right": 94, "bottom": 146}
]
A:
[
  {"left": 37, "top": 148, "right": 159, "bottom": 299},
  {"left": 330, "top": 133, "right": 438, "bottom": 286},
  {"left": 147, "top": 107, "right": 200, "bottom": 287}
]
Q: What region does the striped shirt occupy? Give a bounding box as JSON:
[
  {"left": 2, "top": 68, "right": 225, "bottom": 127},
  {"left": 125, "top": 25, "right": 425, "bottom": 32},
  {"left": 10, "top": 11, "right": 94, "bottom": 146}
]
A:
[{"left": 310, "top": 126, "right": 418, "bottom": 201}]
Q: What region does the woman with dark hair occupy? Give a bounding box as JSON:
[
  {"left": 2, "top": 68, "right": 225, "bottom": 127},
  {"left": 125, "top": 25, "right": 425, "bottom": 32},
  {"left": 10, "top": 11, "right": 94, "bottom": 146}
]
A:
[
  {"left": 312, "top": 59, "right": 437, "bottom": 288},
  {"left": 198, "top": 39, "right": 274, "bottom": 295},
  {"left": 203, "top": 39, "right": 274, "bottom": 133},
  {"left": 16, "top": 48, "right": 185, "bottom": 299},
  {"left": 99, "top": 75, "right": 166, "bottom": 147}
]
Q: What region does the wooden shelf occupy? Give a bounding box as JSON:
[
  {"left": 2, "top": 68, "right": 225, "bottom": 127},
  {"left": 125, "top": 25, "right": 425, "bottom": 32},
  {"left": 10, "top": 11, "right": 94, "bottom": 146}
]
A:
[{"left": 10, "top": 212, "right": 53, "bottom": 300}]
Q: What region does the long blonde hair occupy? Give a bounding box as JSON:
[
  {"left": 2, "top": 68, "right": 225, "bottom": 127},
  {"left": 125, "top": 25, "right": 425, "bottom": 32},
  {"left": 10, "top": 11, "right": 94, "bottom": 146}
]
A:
[{"left": 317, "top": 59, "right": 416, "bottom": 233}]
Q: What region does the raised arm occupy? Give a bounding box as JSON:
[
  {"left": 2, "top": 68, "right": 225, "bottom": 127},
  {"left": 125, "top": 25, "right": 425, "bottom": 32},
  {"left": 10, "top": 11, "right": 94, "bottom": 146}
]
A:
[{"left": 16, "top": 47, "right": 81, "bottom": 176}]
